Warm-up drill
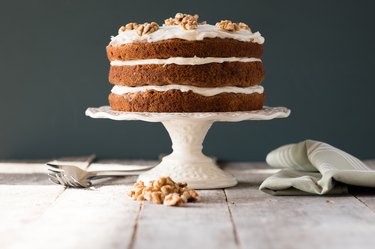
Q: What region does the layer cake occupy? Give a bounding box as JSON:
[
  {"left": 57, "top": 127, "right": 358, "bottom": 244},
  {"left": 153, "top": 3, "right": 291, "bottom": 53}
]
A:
[{"left": 106, "top": 14, "right": 265, "bottom": 112}]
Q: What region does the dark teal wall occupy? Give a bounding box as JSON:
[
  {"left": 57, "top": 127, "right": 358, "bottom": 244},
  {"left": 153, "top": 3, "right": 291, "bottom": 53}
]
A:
[{"left": 0, "top": 0, "right": 374, "bottom": 161}]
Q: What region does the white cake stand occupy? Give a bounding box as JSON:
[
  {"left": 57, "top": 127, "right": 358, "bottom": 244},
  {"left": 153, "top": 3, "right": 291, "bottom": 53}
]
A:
[{"left": 85, "top": 106, "right": 290, "bottom": 189}]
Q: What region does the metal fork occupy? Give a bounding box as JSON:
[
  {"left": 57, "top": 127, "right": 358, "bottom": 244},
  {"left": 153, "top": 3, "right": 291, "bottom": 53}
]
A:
[{"left": 47, "top": 163, "right": 153, "bottom": 188}]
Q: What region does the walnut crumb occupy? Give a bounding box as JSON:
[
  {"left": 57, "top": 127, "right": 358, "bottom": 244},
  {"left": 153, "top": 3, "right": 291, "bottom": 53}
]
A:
[
  {"left": 216, "top": 20, "right": 239, "bottom": 31},
  {"left": 127, "top": 176, "right": 200, "bottom": 207},
  {"left": 164, "top": 17, "right": 176, "bottom": 26},
  {"left": 119, "top": 22, "right": 139, "bottom": 32},
  {"left": 164, "top": 193, "right": 186, "bottom": 206},
  {"left": 164, "top": 13, "right": 204, "bottom": 30},
  {"left": 136, "top": 22, "right": 159, "bottom": 36},
  {"left": 216, "top": 20, "right": 251, "bottom": 32},
  {"left": 238, "top": 22, "right": 251, "bottom": 31},
  {"left": 180, "top": 16, "right": 198, "bottom": 30}
]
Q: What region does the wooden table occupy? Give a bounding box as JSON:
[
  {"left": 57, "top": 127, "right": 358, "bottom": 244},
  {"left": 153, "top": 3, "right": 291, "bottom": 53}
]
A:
[{"left": 1, "top": 160, "right": 375, "bottom": 249}]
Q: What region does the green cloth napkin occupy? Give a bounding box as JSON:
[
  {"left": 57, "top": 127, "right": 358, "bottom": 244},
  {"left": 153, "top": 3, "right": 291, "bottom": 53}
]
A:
[{"left": 259, "top": 140, "right": 375, "bottom": 195}]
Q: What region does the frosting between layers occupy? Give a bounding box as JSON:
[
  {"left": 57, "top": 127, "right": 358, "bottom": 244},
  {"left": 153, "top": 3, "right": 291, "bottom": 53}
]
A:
[
  {"left": 110, "top": 57, "right": 262, "bottom": 66},
  {"left": 111, "top": 84, "right": 264, "bottom": 97},
  {"left": 110, "top": 24, "right": 265, "bottom": 46}
]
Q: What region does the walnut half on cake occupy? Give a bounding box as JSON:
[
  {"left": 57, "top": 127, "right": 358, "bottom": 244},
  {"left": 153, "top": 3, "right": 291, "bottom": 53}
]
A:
[{"left": 106, "top": 13, "right": 266, "bottom": 112}]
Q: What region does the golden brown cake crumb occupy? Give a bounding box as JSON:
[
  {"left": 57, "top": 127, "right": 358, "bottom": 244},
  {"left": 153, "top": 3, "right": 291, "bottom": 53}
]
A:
[
  {"left": 109, "top": 91, "right": 264, "bottom": 112},
  {"left": 109, "top": 61, "right": 265, "bottom": 87},
  {"left": 106, "top": 38, "right": 263, "bottom": 61}
]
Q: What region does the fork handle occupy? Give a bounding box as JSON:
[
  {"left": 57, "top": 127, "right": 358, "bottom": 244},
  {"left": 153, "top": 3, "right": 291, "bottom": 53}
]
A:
[{"left": 88, "top": 170, "right": 145, "bottom": 177}]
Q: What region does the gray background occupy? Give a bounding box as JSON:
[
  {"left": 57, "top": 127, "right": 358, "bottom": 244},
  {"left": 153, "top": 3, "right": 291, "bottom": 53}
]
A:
[{"left": 0, "top": 0, "right": 374, "bottom": 161}]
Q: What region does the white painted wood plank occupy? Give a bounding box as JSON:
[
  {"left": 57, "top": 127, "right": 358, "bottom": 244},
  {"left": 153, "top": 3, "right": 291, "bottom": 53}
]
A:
[
  {"left": 0, "top": 185, "right": 65, "bottom": 248},
  {"left": 350, "top": 158, "right": 375, "bottom": 213},
  {"left": 223, "top": 162, "right": 273, "bottom": 189},
  {"left": 132, "top": 190, "right": 238, "bottom": 249},
  {"left": 353, "top": 195, "right": 375, "bottom": 213},
  {"left": 224, "top": 161, "right": 375, "bottom": 249},
  {"left": 225, "top": 179, "right": 375, "bottom": 249},
  {"left": 1, "top": 160, "right": 375, "bottom": 249},
  {"left": 0, "top": 173, "right": 51, "bottom": 185},
  {"left": 0, "top": 162, "right": 48, "bottom": 174},
  {"left": 5, "top": 185, "right": 139, "bottom": 249}
]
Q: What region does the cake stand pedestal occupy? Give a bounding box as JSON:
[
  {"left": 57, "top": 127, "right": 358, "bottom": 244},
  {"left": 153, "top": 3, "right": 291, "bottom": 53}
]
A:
[{"left": 85, "top": 106, "right": 290, "bottom": 189}]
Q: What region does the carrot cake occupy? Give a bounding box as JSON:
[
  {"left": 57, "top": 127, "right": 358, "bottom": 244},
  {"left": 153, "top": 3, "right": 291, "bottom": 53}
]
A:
[{"left": 106, "top": 13, "right": 265, "bottom": 112}]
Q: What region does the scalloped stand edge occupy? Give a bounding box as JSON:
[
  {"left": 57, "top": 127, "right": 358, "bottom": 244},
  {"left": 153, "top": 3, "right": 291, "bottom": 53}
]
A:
[{"left": 85, "top": 106, "right": 290, "bottom": 189}]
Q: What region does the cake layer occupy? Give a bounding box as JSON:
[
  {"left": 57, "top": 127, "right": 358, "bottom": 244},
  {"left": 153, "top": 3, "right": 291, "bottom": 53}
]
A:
[
  {"left": 109, "top": 61, "right": 265, "bottom": 87},
  {"left": 107, "top": 38, "right": 263, "bottom": 61},
  {"left": 109, "top": 91, "right": 264, "bottom": 112}
]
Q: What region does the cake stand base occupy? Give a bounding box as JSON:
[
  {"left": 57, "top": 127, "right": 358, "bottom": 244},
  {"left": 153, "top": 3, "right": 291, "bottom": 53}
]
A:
[
  {"left": 138, "top": 119, "right": 237, "bottom": 189},
  {"left": 85, "top": 106, "right": 290, "bottom": 189}
]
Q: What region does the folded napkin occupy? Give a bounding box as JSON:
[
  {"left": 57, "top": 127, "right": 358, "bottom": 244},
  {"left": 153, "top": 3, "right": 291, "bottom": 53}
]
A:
[{"left": 259, "top": 140, "right": 375, "bottom": 195}]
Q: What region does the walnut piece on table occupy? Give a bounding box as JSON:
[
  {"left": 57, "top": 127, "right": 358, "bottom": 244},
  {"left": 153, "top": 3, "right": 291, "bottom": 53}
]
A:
[{"left": 127, "top": 176, "right": 200, "bottom": 207}]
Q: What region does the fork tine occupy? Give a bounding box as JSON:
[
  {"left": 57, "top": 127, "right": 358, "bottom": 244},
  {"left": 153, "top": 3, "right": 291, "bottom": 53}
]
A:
[
  {"left": 47, "top": 163, "right": 84, "bottom": 168},
  {"left": 55, "top": 174, "right": 70, "bottom": 187},
  {"left": 48, "top": 173, "right": 71, "bottom": 188},
  {"left": 46, "top": 163, "right": 61, "bottom": 168},
  {"left": 47, "top": 168, "right": 63, "bottom": 174},
  {"left": 48, "top": 173, "right": 62, "bottom": 183},
  {"left": 62, "top": 174, "right": 82, "bottom": 188},
  {"left": 48, "top": 176, "right": 61, "bottom": 185},
  {"left": 69, "top": 175, "right": 86, "bottom": 188},
  {"left": 61, "top": 176, "right": 76, "bottom": 188},
  {"left": 47, "top": 172, "right": 56, "bottom": 177},
  {"left": 49, "top": 171, "right": 82, "bottom": 188},
  {"left": 47, "top": 165, "right": 64, "bottom": 171},
  {"left": 69, "top": 176, "right": 82, "bottom": 187},
  {"left": 66, "top": 176, "right": 81, "bottom": 188}
]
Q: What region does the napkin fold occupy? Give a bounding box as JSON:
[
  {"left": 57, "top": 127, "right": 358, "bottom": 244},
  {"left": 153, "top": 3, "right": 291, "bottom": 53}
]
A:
[{"left": 259, "top": 140, "right": 375, "bottom": 195}]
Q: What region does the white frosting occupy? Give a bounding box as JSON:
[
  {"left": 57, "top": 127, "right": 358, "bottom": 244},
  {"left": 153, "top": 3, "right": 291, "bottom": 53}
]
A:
[
  {"left": 110, "top": 57, "right": 261, "bottom": 66},
  {"left": 111, "top": 84, "right": 264, "bottom": 97},
  {"left": 110, "top": 24, "right": 265, "bottom": 46}
]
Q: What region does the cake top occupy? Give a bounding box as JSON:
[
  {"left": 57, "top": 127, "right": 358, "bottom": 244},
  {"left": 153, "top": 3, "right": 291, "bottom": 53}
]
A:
[{"left": 109, "top": 13, "right": 265, "bottom": 46}]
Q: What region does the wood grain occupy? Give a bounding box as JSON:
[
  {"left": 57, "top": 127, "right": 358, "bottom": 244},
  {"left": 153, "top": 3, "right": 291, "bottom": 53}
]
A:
[
  {"left": 131, "top": 190, "right": 238, "bottom": 249},
  {"left": 5, "top": 185, "right": 139, "bottom": 249},
  {"left": 225, "top": 161, "right": 375, "bottom": 249},
  {"left": 1, "top": 160, "right": 375, "bottom": 249},
  {"left": 349, "top": 160, "right": 375, "bottom": 214},
  {"left": 0, "top": 185, "right": 65, "bottom": 248}
]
